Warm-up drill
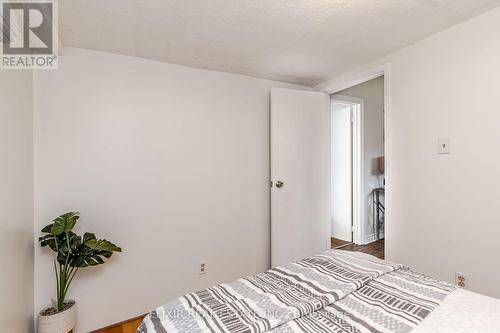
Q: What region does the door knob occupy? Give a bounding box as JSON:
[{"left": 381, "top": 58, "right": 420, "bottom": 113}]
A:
[{"left": 276, "top": 181, "right": 284, "bottom": 188}]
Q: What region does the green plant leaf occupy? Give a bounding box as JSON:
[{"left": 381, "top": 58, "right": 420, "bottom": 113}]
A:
[
  {"left": 39, "top": 234, "right": 58, "bottom": 251},
  {"left": 40, "top": 212, "right": 122, "bottom": 268},
  {"left": 70, "top": 247, "right": 112, "bottom": 267},
  {"left": 41, "top": 224, "right": 53, "bottom": 233},
  {"left": 56, "top": 233, "right": 81, "bottom": 265},
  {"left": 84, "top": 239, "right": 122, "bottom": 252},
  {"left": 52, "top": 212, "right": 80, "bottom": 235},
  {"left": 62, "top": 236, "right": 122, "bottom": 268},
  {"left": 39, "top": 231, "right": 77, "bottom": 254},
  {"left": 83, "top": 232, "right": 96, "bottom": 243}
]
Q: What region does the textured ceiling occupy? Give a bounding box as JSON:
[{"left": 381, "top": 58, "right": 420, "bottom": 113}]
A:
[{"left": 60, "top": 0, "right": 500, "bottom": 86}]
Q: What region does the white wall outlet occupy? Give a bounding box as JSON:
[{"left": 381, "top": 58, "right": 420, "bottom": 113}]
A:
[
  {"left": 455, "top": 272, "right": 467, "bottom": 288},
  {"left": 199, "top": 262, "right": 207, "bottom": 275},
  {"left": 438, "top": 138, "right": 451, "bottom": 154}
]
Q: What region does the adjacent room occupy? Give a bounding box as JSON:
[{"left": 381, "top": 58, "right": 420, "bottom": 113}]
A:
[
  {"left": 2, "top": 1, "right": 500, "bottom": 333},
  {"left": 330, "top": 76, "right": 385, "bottom": 260}
]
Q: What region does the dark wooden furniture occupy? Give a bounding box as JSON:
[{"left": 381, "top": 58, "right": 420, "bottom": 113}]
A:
[{"left": 372, "top": 187, "right": 385, "bottom": 240}]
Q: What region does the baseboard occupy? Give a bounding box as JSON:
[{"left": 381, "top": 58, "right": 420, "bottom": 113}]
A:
[{"left": 361, "top": 232, "right": 384, "bottom": 245}]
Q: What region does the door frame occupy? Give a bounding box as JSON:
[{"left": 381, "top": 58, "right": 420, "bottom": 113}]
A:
[
  {"left": 330, "top": 95, "right": 364, "bottom": 245},
  {"left": 318, "top": 63, "right": 391, "bottom": 257}
]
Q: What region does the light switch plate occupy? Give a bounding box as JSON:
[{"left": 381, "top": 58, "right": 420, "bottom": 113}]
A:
[{"left": 438, "top": 138, "right": 451, "bottom": 154}]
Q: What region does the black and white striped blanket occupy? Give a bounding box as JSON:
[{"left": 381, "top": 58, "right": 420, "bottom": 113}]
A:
[{"left": 137, "top": 251, "right": 454, "bottom": 333}]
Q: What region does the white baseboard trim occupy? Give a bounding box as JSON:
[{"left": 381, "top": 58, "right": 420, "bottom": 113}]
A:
[{"left": 360, "top": 232, "right": 384, "bottom": 245}]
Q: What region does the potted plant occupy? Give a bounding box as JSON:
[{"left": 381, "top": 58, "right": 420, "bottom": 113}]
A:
[{"left": 38, "top": 212, "right": 122, "bottom": 333}]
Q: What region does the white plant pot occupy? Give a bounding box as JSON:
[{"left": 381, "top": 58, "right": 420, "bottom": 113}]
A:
[{"left": 38, "top": 301, "right": 77, "bottom": 333}]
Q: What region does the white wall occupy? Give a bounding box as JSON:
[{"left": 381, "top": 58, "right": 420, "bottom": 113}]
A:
[
  {"left": 317, "top": 6, "right": 500, "bottom": 298},
  {"left": 33, "top": 48, "right": 307, "bottom": 332},
  {"left": 0, "top": 71, "right": 34, "bottom": 332},
  {"left": 338, "top": 77, "right": 385, "bottom": 244}
]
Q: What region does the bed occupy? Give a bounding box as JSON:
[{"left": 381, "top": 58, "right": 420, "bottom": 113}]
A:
[{"left": 137, "top": 250, "right": 500, "bottom": 333}]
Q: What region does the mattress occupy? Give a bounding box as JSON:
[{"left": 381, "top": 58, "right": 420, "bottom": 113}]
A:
[{"left": 137, "top": 250, "right": 500, "bottom": 333}]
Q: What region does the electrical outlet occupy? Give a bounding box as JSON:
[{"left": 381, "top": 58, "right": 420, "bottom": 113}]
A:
[
  {"left": 455, "top": 272, "right": 467, "bottom": 288},
  {"left": 199, "top": 262, "right": 207, "bottom": 275}
]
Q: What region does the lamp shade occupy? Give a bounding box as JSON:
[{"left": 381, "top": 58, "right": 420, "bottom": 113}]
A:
[{"left": 378, "top": 156, "right": 385, "bottom": 174}]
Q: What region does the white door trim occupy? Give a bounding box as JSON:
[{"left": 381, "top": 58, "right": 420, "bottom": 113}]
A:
[
  {"left": 330, "top": 95, "right": 364, "bottom": 245},
  {"left": 318, "top": 63, "right": 392, "bottom": 259}
]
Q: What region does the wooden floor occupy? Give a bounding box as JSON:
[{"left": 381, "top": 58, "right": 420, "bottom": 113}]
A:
[
  {"left": 331, "top": 237, "right": 351, "bottom": 248},
  {"left": 331, "top": 237, "right": 385, "bottom": 260},
  {"left": 91, "top": 315, "right": 144, "bottom": 333}
]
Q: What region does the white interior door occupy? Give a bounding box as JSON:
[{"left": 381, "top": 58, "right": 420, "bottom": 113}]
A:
[
  {"left": 271, "top": 88, "right": 330, "bottom": 267},
  {"left": 331, "top": 102, "right": 353, "bottom": 242}
]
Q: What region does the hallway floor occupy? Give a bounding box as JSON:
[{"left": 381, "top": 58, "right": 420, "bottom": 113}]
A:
[{"left": 331, "top": 238, "right": 385, "bottom": 260}]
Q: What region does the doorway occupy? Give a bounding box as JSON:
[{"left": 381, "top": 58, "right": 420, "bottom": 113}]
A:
[
  {"left": 330, "top": 96, "right": 362, "bottom": 249},
  {"left": 270, "top": 70, "right": 388, "bottom": 266},
  {"left": 328, "top": 75, "right": 386, "bottom": 259}
]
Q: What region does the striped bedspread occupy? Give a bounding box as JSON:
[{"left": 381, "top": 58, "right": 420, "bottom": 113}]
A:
[
  {"left": 269, "top": 268, "right": 455, "bottom": 333},
  {"left": 137, "top": 251, "right": 454, "bottom": 333}
]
